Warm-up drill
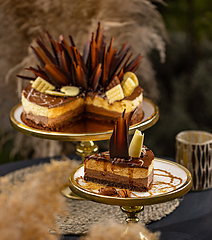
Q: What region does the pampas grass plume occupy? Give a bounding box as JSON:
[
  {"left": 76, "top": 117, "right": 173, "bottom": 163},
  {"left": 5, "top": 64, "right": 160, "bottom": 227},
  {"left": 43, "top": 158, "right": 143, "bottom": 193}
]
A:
[
  {"left": 0, "top": 158, "right": 78, "bottom": 240},
  {"left": 81, "top": 220, "right": 160, "bottom": 240}
]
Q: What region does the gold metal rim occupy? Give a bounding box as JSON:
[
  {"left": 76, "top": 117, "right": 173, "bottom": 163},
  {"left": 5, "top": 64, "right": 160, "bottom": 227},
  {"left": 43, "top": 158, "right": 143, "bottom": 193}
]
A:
[
  {"left": 9, "top": 97, "right": 159, "bottom": 141},
  {"left": 69, "top": 158, "right": 192, "bottom": 206}
]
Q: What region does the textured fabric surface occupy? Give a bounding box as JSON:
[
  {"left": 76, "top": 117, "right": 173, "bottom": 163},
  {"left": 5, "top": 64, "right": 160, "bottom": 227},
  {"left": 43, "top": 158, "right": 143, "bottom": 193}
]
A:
[{"left": 0, "top": 160, "right": 180, "bottom": 235}]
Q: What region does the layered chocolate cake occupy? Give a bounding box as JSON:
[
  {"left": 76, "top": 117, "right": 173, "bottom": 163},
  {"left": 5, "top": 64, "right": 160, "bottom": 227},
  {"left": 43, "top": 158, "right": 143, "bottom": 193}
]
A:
[
  {"left": 84, "top": 112, "right": 154, "bottom": 192},
  {"left": 18, "top": 23, "right": 144, "bottom": 131}
]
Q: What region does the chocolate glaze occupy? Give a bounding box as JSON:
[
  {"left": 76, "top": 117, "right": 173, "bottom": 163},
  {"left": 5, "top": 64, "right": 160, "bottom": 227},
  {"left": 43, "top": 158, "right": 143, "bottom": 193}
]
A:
[
  {"left": 84, "top": 147, "right": 154, "bottom": 169},
  {"left": 124, "top": 86, "right": 143, "bottom": 101},
  {"left": 23, "top": 84, "right": 142, "bottom": 109},
  {"left": 86, "top": 85, "right": 143, "bottom": 102},
  {"left": 23, "top": 84, "right": 84, "bottom": 109}
]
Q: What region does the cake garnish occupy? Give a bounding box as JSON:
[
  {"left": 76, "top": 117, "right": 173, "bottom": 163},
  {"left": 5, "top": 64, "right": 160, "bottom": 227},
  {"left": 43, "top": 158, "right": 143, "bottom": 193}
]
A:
[
  {"left": 45, "top": 90, "right": 66, "bottom": 97},
  {"left": 98, "top": 187, "right": 117, "bottom": 196},
  {"left": 60, "top": 86, "right": 80, "bottom": 96},
  {"left": 129, "top": 129, "right": 144, "bottom": 158},
  {"left": 105, "top": 80, "right": 124, "bottom": 104},
  {"left": 106, "top": 76, "right": 120, "bottom": 91},
  {"left": 109, "top": 109, "right": 145, "bottom": 160},
  {"left": 109, "top": 110, "right": 133, "bottom": 160},
  {"left": 17, "top": 22, "right": 142, "bottom": 100},
  {"left": 31, "top": 76, "right": 55, "bottom": 93},
  {"left": 117, "top": 189, "right": 131, "bottom": 198},
  {"left": 97, "top": 187, "right": 131, "bottom": 197}
]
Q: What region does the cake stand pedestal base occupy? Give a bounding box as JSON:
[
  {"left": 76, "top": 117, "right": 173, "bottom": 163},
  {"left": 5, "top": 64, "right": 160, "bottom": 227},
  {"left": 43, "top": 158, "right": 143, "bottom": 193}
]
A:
[
  {"left": 75, "top": 141, "right": 99, "bottom": 158},
  {"left": 120, "top": 206, "right": 144, "bottom": 223}
]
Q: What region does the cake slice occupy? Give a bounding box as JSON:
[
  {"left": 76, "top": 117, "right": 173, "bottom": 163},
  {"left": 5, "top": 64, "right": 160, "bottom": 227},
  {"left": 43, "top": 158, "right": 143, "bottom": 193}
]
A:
[
  {"left": 21, "top": 84, "right": 84, "bottom": 131},
  {"left": 84, "top": 148, "right": 154, "bottom": 192},
  {"left": 84, "top": 112, "right": 154, "bottom": 192}
]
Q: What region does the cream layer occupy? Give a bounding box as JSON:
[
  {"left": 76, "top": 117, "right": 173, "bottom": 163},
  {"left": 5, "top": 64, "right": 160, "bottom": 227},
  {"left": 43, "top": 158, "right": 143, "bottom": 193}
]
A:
[
  {"left": 85, "top": 93, "right": 143, "bottom": 113},
  {"left": 22, "top": 93, "right": 84, "bottom": 118}
]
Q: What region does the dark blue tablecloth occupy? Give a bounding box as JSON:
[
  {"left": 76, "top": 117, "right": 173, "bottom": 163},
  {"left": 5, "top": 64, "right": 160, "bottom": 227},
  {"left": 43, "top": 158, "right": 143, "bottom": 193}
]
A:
[{"left": 1, "top": 156, "right": 212, "bottom": 240}]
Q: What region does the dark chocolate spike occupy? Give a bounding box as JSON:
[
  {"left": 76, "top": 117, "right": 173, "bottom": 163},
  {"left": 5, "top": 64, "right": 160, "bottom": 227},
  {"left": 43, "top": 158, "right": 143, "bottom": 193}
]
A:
[
  {"left": 30, "top": 46, "right": 45, "bottom": 68},
  {"left": 121, "top": 52, "right": 133, "bottom": 71},
  {"left": 118, "top": 68, "right": 124, "bottom": 81},
  {"left": 126, "top": 109, "right": 136, "bottom": 128},
  {"left": 107, "top": 37, "right": 116, "bottom": 68},
  {"left": 72, "top": 47, "right": 82, "bottom": 66},
  {"left": 122, "top": 109, "right": 126, "bottom": 118},
  {"left": 91, "top": 63, "right": 102, "bottom": 91},
  {"left": 115, "top": 116, "right": 129, "bottom": 159},
  {"left": 60, "top": 35, "right": 75, "bottom": 60},
  {"left": 36, "top": 35, "right": 56, "bottom": 64},
  {"left": 46, "top": 31, "right": 60, "bottom": 66},
  {"left": 101, "top": 46, "right": 109, "bottom": 87},
  {"left": 106, "top": 76, "right": 120, "bottom": 91},
  {"left": 90, "top": 33, "right": 98, "bottom": 73},
  {"left": 73, "top": 62, "right": 88, "bottom": 90},
  {"left": 109, "top": 124, "right": 117, "bottom": 159},
  {"left": 69, "top": 35, "right": 76, "bottom": 47},
  {"left": 62, "top": 47, "right": 74, "bottom": 81},
  {"left": 95, "top": 22, "right": 101, "bottom": 44},
  {"left": 26, "top": 67, "right": 50, "bottom": 82},
  {"left": 16, "top": 75, "right": 35, "bottom": 81},
  {"left": 61, "top": 50, "right": 71, "bottom": 76},
  {"left": 124, "top": 54, "right": 143, "bottom": 73},
  {"left": 109, "top": 42, "right": 131, "bottom": 80},
  {"left": 44, "top": 64, "right": 70, "bottom": 87},
  {"left": 49, "top": 39, "right": 60, "bottom": 67},
  {"left": 95, "top": 22, "right": 104, "bottom": 51},
  {"left": 109, "top": 111, "right": 129, "bottom": 160}
]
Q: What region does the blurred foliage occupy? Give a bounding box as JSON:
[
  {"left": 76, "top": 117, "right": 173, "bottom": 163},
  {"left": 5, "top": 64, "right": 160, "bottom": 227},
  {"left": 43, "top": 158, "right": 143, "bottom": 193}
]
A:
[{"left": 144, "top": 0, "right": 212, "bottom": 159}]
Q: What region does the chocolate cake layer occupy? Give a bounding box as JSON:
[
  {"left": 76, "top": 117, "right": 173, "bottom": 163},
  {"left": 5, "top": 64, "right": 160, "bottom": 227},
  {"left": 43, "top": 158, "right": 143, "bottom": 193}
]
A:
[{"left": 84, "top": 169, "right": 153, "bottom": 191}]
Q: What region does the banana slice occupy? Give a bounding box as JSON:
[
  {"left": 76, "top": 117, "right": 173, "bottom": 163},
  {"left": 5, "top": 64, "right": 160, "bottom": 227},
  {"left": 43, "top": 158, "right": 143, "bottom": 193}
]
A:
[
  {"left": 31, "top": 77, "right": 55, "bottom": 93},
  {"left": 129, "top": 129, "right": 144, "bottom": 158},
  {"left": 122, "top": 72, "right": 139, "bottom": 87},
  {"left": 60, "top": 86, "right": 80, "bottom": 96},
  {"left": 45, "top": 90, "right": 66, "bottom": 96}
]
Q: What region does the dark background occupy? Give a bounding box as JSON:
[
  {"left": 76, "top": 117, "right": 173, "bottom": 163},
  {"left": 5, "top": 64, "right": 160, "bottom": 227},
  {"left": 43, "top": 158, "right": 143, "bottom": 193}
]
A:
[{"left": 144, "top": 0, "right": 212, "bottom": 159}]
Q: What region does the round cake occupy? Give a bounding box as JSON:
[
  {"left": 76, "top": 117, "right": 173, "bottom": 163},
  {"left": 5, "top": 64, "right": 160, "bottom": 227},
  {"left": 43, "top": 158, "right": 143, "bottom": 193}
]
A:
[{"left": 18, "top": 23, "right": 144, "bottom": 131}]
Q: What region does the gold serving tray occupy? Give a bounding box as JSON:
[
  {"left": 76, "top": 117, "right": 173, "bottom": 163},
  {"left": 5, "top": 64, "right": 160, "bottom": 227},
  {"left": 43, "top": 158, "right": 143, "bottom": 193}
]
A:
[
  {"left": 69, "top": 158, "right": 192, "bottom": 207},
  {"left": 10, "top": 97, "right": 159, "bottom": 142}
]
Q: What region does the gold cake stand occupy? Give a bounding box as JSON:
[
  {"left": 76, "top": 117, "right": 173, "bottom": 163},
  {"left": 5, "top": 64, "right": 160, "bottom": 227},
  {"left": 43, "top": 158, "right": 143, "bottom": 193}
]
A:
[
  {"left": 10, "top": 97, "right": 159, "bottom": 199},
  {"left": 10, "top": 97, "right": 159, "bottom": 157},
  {"left": 69, "top": 158, "right": 192, "bottom": 223}
]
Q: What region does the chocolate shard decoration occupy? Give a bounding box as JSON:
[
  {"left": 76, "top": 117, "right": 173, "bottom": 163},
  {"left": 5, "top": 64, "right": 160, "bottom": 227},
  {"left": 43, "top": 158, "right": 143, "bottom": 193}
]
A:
[
  {"left": 91, "top": 63, "right": 102, "bottom": 91},
  {"left": 106, "top": 76, "right": 120, "bottom": 91},
  {"left": 124, "top": 54, "right": 143, "bottom": 73},
  {"left": 17, "top": 23, "right": 142, "bottom": 94},
  {"left": 109, "top": 110, "right": 134, "bottom": 160}
]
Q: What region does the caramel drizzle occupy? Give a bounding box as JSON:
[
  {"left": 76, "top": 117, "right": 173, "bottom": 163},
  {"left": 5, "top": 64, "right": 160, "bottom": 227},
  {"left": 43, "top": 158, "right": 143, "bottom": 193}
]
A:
[
  {"left": 17, "top": 22, "right": 143, "bottom": 93},
  {"left": 77, "top": 168, "right": 184, "bottom": 198}
]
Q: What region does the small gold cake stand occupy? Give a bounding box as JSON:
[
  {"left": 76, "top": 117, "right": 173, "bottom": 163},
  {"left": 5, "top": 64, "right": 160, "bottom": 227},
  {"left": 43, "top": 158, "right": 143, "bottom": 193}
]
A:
[
  {"left": 69, "top": 158, "right": 192, "bottom": 223},
  {"left": 10, "top": 97, "right": 159, "bottom": 157}
]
